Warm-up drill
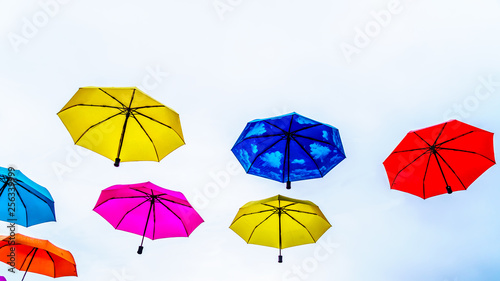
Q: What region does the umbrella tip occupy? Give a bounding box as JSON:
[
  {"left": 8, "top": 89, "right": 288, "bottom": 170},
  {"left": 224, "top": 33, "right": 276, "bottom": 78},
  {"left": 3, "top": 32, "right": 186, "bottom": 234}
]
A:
[
  {"left": 114, "top": 158, "right": 121, "bottom": 167},
  {"left": 286, "top": 181, "right": 291, "bottom": 190},
  {"left": 137, "top": 246, "right": 144, "bottom": 254},
  {"left": 446, "top": 186, "right": 452, "bottom": 194},
  {"left": 278, "top": 255, "right": 283, "bottom": 263}
]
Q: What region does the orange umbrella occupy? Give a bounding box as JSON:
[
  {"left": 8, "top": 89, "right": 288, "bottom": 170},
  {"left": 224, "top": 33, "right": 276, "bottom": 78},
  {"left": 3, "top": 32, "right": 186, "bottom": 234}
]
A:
[{"left": 0, "top": 233, "right": 77, "bottom": 280}]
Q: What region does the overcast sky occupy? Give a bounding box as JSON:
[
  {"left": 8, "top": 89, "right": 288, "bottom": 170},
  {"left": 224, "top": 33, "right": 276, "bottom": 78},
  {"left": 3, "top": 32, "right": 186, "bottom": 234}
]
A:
[{"left": 2, "top": 0, "right": 500, "bottom": 280}]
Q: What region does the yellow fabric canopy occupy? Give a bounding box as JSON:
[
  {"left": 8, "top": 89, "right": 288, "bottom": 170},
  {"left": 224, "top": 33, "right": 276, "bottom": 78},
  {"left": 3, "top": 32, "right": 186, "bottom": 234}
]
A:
[
  {"left": 230, "top": 194, "right": 331, "bottom": 262},
  {"left": 57, "top": 87, "right": 184, "bottom": 166}
]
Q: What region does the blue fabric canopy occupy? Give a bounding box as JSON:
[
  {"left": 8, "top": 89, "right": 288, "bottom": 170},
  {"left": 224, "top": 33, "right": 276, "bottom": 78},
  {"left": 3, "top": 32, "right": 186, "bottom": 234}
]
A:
[
  {"left": 232, "top": 112, "right": 345, "bottom": 188},
  {"left": 0, "top": 167, "right": 56, "bottom": 227}
]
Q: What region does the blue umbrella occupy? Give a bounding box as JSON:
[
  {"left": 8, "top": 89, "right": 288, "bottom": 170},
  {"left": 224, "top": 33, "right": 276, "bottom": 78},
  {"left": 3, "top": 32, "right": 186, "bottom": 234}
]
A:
[
  {"left": 232, "top": 112, "right": 346, "bottom": 189},
  {"left": 0, "top": 167, "right": 55, "bottom": 227}
]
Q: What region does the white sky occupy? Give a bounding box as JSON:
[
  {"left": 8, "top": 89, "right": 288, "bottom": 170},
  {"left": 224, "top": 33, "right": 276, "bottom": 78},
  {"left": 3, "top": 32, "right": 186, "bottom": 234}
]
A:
[{"left": 2, "top": 0, "right": 500, "bottom": 280}]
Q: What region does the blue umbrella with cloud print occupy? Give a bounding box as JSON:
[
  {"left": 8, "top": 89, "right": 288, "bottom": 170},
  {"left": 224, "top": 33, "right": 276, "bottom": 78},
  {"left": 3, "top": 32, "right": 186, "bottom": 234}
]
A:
[
  {"left": 232, "top": 112, "right": 345, "bottom": 189},
  {"left": 0, "top": 167, "right": 56, "bottom": 227}
]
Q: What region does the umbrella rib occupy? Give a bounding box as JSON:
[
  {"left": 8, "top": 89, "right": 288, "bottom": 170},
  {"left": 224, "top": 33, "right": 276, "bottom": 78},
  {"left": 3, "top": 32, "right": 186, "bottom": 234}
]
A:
[
  {"left": 283, "top": 212, "right": 317, "bottom": 242},
  {"left": 290, "top": 135, "right": 324, "bottom": 177},
  {"left": 293, "top": 134, "right": 340, "bottom": 148},
  {"left": 421, "top": 152, "right": 433, "bottom": 199},
  {"left": 131, "top": 111, "right": 173, "bottom": 130},
  {"left": 130, "top": 113, "right": 160, "bottom": 161},
  {"left": 156, "top": 199, "right": 190, "bottom": 236},
  {"left": 390, "top": 150, "right": 429, "bottom": 188},
  {"left": 246, "top": 210, "right": 277, "bottom": 243},
  {"left": 230, "top": 209, "right": 275, "bottom": 226},
  {"left": 291, "top": 123, "right": 322, "bottom": 134},
  {"left": 132, "top": 105, "right": 165, "bottom": 110},
  {"left": 247, "top": 136, "right": 286, "bottom": 172},
  {"left": 14, "top": 184, "right": 29, "bottom": 225},
  {"left": 412, "top": 132, "right": 432, "bottom": 147},
  {"left": 438, "top": 147, "right": 496, "bottom": 163},
  {"left": 0, "top": 179, "right": 8, "bottom": 196},
  {"left": 157, "top": 197, "right": 192, "bottom": 208},
  {"left": 115, "top": 198, "right": 151, "bottom": 228},
  {"left": 19, "top": 247, "right": 36, "bottom": 271},
  {"left": 93, "top": 195, "right": 148, "bottom": 208},
  {"left": 284, "top": 209, "right": 319, "bottom": 216},
  {"left": 238, "top": 134, "right": 286, "bottom": 142},
  {"left": 263, "top": 120, "right": 288, "bottom": 134},
  {"left": 74, "top": 112, "right": 123, "bottom": 143},
  {"left": 263, "top": 202, "right": 298, "bottom": 210},
  {"left": 435, "top": 151, "right": 467, "bottom": 189},
  {"left": 130, "top": 188, "right": 153, "bottom": 196},
  {"left": 132, "top": 111, "right": 185, "bottom": 143},
  {"left": 152, "top": 197, "right": 157, "bottom": 239},
  {"left": 435, "top": 131, "right": 474, "bottom": 146},
  {"left": 12, "top": 178, "right": 52, "bottom": 205},
  {"left": 98, "top": 88, "right": 127, "bottom": 108},
  {"left": 58, "top": 104, "right": 123, "bottom": 113},
  {"left": 46, "top": 250, "right": 56, "bottom": 277},
  {"left": 431, "top": 122, "right": 448, "bottom": 146}
]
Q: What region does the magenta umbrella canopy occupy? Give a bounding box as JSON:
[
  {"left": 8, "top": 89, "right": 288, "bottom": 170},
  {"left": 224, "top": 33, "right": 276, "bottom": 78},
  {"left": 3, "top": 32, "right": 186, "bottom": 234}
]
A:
[{"left": 93, "top": 182, "right": 203, "bottom": 254}]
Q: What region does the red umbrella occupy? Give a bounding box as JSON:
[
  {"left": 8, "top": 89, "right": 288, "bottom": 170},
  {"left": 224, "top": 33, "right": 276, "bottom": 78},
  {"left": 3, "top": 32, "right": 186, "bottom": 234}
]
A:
[{"left": 383, "top": 120, "right": 495, "bottom": 199}]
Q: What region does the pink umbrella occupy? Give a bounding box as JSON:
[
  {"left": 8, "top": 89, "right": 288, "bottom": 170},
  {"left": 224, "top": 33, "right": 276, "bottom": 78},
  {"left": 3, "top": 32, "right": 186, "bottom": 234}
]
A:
[{"left": 93, "top": 182, "right": 203, "bottom": 254}]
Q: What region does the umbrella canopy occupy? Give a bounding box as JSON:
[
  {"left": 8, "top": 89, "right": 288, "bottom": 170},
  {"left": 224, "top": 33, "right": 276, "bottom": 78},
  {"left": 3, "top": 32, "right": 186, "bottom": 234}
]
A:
[
  {"left": 57, "top": 86, "right": 185, "bottom": 167},
  {"left": 93, "top": 182, "right": 204, "bottom": 254},
  {"left": 0, "top": 167, "right": 55, "bottom": 227},
  {"left": 383, "top": 120, "right": 495, "bottom": 199},
  {"left": 0, "top": 276, "right": 5, "bottom": 281},
  {"left": 0, "top": 233, "right": 77, "bottom": 280},
  {"left": 232, "top": 112, "right": 345, "bottom": 189},
  {"left": 230, "top": 194, "right": 331, "bottom": 262}
]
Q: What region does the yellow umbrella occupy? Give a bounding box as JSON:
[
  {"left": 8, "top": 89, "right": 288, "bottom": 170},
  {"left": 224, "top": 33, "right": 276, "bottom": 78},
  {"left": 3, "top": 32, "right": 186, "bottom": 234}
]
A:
[
  {"left": 57, "top": 87, "right": 184, "bottom": 167},
  {"left": 229, "top": 194, "right": 331, "bottom": 263}
]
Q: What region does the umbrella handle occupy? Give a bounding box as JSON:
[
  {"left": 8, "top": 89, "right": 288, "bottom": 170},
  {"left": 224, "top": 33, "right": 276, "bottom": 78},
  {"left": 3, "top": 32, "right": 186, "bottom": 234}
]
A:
[
  {"left": 137, "top": 246, "right": 144, "bottom": 254},
  {"left": 278, "top": 255, "right": 283, "bottom": 263},
  {"left": 446, "top": 186, "right": 452, "bottom": 194},
  {"left": 114, "top": 158, "right": 121, "bottom": 167},
  {"left": 286, "top": 181, "right": 291, "bottom": 190}
]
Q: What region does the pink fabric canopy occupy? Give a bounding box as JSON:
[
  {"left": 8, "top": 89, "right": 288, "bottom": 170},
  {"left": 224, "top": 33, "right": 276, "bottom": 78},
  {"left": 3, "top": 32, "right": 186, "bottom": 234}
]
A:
[{"left": 93, "top": 182, "right": 203, "bottom": 253}]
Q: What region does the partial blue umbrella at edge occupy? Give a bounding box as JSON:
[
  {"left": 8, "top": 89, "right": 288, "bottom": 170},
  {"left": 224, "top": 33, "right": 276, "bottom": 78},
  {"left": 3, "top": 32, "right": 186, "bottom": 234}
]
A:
[
  {"left": 0, "top": 167, "right": 56, "bottom": 227},
  {"left": 231, "top": 112, "right": 346, "bottom": 189}
]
